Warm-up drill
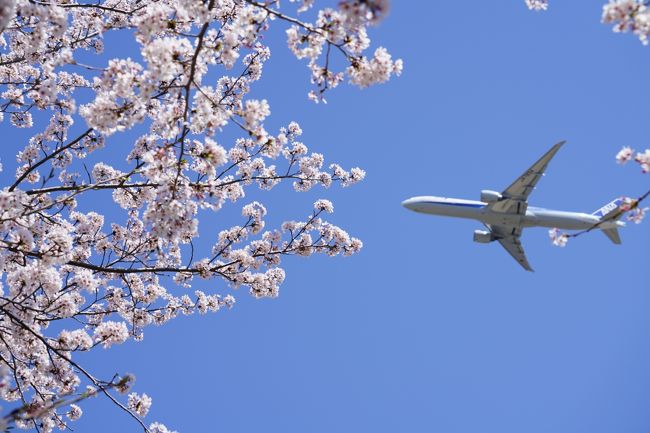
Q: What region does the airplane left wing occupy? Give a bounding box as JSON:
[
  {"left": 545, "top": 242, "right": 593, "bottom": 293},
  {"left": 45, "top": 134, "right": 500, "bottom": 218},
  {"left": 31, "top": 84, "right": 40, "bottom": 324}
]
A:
[
  {"left": 488, "top": 224, "right": 533, "bottom": 271},
  {"left": 490, "top": 141, "right": 565, "bottom": 214}
]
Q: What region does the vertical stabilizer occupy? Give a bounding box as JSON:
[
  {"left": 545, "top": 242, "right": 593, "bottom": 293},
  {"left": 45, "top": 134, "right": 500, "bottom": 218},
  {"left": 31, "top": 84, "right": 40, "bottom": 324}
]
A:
[{"left": 592, "top": 197, "right": 625, "bottom": 220}]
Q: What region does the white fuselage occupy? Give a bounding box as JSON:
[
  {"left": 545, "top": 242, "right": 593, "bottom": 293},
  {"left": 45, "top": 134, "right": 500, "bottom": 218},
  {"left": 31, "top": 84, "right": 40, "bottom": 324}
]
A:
[{"left": 401, "top": 196, "right": 623, "bottom": 230}]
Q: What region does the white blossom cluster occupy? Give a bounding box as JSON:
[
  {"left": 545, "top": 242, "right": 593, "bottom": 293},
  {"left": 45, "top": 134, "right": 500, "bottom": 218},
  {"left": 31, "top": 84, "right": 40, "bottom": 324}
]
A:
[
  {"left": 616, "top": 146, "right": 649, "bottom": 225},
  {"left": 282, "top": 0, "right": 402, "bottom": 101},
  {"left": 0, "top": 0, "right": 399, "bottom": 431},
  {"left": 525, "top": 0, "right": 549, "bottom": 11},
  {"left": 602, "top": 0, "right": 650, "bottom": 44},
  {"left": 616, "top": 146, "right": 650, "bottom": 173},
  {"left": 528, "top": 0, "right": 650, "bottom": 46},
  {"left": 548, "top": 227, "right": 569, "bottom": 247}
]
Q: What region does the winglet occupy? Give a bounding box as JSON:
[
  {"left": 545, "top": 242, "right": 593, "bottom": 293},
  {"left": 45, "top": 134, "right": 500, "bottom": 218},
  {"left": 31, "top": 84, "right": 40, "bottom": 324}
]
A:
[
  {"left": 537, "top": 140, "right": 566, "bottom": 166},
  {"left": 543, "top": 140, "right": 566, "bottom": 162}
]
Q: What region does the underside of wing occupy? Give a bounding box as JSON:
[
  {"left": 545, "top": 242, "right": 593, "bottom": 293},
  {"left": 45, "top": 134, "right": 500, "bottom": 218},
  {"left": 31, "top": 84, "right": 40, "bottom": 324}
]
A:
[
  {"left": 488, "top": 224, "right": 533, "bottom": 271},
  {"left": 497, "top": 237, "right": 533, "bottom": 272},
  {"left": 501, "top": 141, "right": 565, "bottom": 202}
]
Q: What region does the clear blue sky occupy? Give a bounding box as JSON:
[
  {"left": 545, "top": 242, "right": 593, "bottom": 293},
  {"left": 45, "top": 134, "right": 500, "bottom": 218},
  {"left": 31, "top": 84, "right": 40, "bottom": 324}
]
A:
[{"left": 40, "top": 2, "right": 650, "bottom": 432}]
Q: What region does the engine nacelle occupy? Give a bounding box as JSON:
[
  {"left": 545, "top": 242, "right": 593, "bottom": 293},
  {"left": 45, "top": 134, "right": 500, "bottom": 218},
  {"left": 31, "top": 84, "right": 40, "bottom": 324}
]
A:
[
  {"left": 473, "top": 229, "right": 494, "bottom": 243},
  {"left": 480, "top": 189, "right": 502, "bottom": 203}
]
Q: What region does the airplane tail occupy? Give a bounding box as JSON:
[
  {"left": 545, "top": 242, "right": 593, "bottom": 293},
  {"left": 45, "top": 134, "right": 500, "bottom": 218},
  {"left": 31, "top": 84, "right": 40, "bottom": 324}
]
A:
[
  {"left": 592, "top": 197, "right": 625, "bottom": 219},
  {"left": 592, "top": 197, "right": 626, "bottom": 244},
  {"left": 601, "top": 227, "right": 622, "bottom": 244}
]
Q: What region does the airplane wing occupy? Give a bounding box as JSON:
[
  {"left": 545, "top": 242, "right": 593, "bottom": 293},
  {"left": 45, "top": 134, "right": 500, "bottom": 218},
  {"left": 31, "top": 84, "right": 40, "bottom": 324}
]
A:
[
  {"left": 489, "top": 141, "right": 565, "bottom": 214},
  {"left": 488, "top": 224, "right": 534, "bottom": 271}
]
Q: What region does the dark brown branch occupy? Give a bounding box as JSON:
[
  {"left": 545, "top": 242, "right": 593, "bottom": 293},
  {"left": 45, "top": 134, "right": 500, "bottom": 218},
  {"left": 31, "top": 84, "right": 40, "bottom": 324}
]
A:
[{"left": 9, "top": 128, "right": 93, "bottom": 192}]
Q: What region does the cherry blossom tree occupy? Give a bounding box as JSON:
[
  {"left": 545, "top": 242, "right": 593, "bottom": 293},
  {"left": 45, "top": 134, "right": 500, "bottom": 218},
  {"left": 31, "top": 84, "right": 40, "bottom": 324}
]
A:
[{"left": 0, "top": 0, "right": 402, "bottom": 431}]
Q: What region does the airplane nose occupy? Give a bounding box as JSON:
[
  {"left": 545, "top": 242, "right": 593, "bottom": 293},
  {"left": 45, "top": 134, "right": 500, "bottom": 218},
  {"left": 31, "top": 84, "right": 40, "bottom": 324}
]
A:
[{"left": 401, "top": 198, "right": 417, "bottom": 210}]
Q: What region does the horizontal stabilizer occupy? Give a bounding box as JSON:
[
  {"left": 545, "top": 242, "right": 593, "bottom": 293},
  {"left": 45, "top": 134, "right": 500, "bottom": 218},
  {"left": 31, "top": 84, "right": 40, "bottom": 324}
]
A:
[{"left": 602, "top": 228, "right": 622, "bottom": 244}]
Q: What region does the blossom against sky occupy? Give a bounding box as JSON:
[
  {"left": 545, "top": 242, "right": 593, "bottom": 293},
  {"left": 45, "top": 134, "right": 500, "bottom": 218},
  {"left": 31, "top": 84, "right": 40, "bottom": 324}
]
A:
[{"left": 8, "top": 1, "right": 649, "bottom": 432}]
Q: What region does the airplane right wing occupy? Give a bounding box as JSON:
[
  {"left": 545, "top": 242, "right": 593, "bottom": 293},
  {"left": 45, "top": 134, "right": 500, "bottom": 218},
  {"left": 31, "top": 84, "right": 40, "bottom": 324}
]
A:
[
  {"left": 489, "top": 141, "right": 565, "bottom": 214},
  {"left": 488, "top": 224, "right": 534, "bottom": 271}
]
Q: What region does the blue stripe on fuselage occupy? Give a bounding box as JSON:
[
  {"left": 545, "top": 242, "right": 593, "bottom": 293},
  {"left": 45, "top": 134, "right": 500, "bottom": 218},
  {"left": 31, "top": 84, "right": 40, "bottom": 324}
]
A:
[{"left": 421, "top": 201, "right": 485, "bottom": 208}]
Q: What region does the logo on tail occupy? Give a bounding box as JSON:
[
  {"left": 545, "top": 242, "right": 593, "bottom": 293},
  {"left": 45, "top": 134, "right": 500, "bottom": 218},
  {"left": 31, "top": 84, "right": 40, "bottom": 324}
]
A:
[{"left": 592, "top": 197, "right": 625, "bottom": 220}]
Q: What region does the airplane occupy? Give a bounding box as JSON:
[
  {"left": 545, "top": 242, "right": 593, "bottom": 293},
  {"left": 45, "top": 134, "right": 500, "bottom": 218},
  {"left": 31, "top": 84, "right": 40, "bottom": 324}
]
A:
[{"left": 401, "top": 141, "right": 627, "bottom": 271}]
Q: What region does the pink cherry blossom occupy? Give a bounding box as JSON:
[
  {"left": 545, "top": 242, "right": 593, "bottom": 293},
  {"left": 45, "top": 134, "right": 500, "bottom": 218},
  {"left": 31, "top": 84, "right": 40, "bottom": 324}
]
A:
[
  {"left": 635, "top": 149, "right": 650, "bottom": 172},
  {"left": 0, "top": 0, "right": 397, "bottom": 430},
  {"left": 627, "top": 206, "right": 648, "bottom": 223},
  {"left": 616, "top": 146, "right": 634, "bottom": 164},
  {"left": 549, "top": 228, "right": 569, "bottom": 247},
  {"left": 526, "top": 0, "right": 549, "bottom": 11},
  {"left": 602, "top": 0, "right": 650, "bottom": 44}
]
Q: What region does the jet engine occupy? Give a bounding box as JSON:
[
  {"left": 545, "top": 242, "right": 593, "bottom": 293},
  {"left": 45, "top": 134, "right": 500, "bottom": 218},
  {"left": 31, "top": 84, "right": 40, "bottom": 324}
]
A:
[
  {"left": 480, "top": 190, "right": 502, "bottom": 203},
  {"left": 473, "top": 229, "right": 494, "bottom": 243}
]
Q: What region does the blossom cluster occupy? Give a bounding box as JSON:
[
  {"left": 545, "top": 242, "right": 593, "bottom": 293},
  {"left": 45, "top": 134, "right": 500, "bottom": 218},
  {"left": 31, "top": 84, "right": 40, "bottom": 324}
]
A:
[
  {"left": 280, "top": 0, "right": 402, "bottom": 101},
  {"left": 526, "top": 0, "right": 650, "bottom": 45},
  {"left": 525, "top": 0, "right": 549, "bottom": 11},
  {"left": 548, "top": 227, "right": 569, "bottom": 247},
  {"left": 0, "top": 0, "right": 400, "bottom": 431},
  {"left": 527, "top": 0, "right": 650, "bottom": 46},
  {"left": 616, "top": 146, "right": 650, "bottom": 172},
  {"left": 602, "top": 0, "right": 650, "bottom": 44}
]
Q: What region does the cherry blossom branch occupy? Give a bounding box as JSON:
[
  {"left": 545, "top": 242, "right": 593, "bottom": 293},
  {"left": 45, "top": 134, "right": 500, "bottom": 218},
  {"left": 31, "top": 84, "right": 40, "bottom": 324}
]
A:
[
  {"left": 9, "top": 128, "right": 94, "bottom": 192},
  {"left": 28, "top": 0, "right": 145, "bottom": 15},
  {"left": 245, "top": 0, "right": 355, "bottom": 60},
  {"left": 1, "top": 309, "right": 150, "bottom": 432}
]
